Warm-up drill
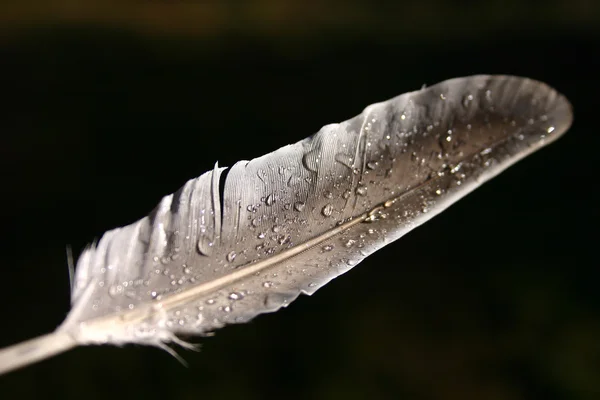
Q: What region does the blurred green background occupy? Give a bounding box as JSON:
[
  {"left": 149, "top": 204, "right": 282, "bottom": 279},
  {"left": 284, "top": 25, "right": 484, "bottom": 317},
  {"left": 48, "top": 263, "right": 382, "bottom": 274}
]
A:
[{"left": 0, "top": 1, "right": 599, "bottom": 399}]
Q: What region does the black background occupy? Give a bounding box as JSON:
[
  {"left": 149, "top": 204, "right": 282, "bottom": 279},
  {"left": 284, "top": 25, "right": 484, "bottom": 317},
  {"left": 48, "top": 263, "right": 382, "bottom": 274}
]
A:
[{"left": 0, "top": 1, "right": 599, "bottom": 399}]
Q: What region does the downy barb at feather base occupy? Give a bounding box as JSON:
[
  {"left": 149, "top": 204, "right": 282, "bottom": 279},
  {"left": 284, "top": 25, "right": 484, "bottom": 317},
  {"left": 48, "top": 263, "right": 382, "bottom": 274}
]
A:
[{"left": 0, "top": 75, "right": 572, "bottom": 375}]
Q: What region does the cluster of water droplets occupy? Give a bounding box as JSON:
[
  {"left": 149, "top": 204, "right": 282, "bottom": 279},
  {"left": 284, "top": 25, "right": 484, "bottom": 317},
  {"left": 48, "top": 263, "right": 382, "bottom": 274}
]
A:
[{"left": 92, "top": 79, "right": 566, "bottom": 338}]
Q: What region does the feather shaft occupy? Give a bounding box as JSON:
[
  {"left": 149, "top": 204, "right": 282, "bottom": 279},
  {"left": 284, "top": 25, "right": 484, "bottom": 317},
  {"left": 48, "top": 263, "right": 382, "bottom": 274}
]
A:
[{"left": 0, "top": 331, "right": 76, "bottom": 375}]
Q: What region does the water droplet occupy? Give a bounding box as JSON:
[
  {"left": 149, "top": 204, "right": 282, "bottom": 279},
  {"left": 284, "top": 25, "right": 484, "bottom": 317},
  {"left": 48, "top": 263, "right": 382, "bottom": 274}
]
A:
[
  {"left": 366, "top": 161, "right": 378, "bottom": 170},
  {"left": 342, "top": 190, "right": 351, "bottom": 199},
  {"left": 229, "top": 292, "right": 244, "bottom": 300},
  {"left": 272, "top": 225, "right": 281, "bottom": 233},
  {"left": 223, "top": 305, "right": 232, "bottom": 313},
  {"left": 322, "top": 244, "right": 334, "bottom": 252},
  {"left": 356, "top": 186, "right": 368, "bottom": 196},
  {"left": 294, "top": 201, "right": 306, "bottom": 212},
  {"left": 226, "top": 251, "right": 237, "bottom": 263},
  {"left": 251, "top": 217, "right": 260, "bottom": 227},
  {"left": 345, "top": 239, "right": 356, "bottom": 248},
  {"left": 323, "top": 191, "right": 334, "bottom": 199},
  {"left": 302, "top": 150, "right": 320, "bottom": 172},
  {"left": 262, "top": 281, "right": 273, "bottom": 288},
  {"left": 365, "top": 213, "right": 378, "bottom": 223},
  {"left": 435, "top": 189, "right": 443, "bottom": 196},
  {"left": 308, "top": 282, "right": 317, "bottom": 288},
  {"left": 257, "top": 232, "right": 266, "bottom": 239},
  {"left": 450, "top": 163, "right": 462, "bottom": 174},
  {"left": 462, "top": 93, "right": 474, "bottom": 108},
  {"left": 198, "top": 239, "right": 214, "bottom": 256},
  {"left": 322, "top": 204, "right": 333, "bottom": 217},
  {"left": 265, "top": 193, "right": 275, "bottom": 206},
  {"left": 400, "top": 113, "right": 406, "bottom": 120},
  {"left": 440, "top": 93, "right": 446, "bottom": 100},
  {"left": 547, "top": 126, "right": 555, "bottom": 133},
  {"left": 151, "top": 291, "right": 158, "bottom": 299},
  {"left": 206, "top": 298, "right": 216, "bottom": 305}
]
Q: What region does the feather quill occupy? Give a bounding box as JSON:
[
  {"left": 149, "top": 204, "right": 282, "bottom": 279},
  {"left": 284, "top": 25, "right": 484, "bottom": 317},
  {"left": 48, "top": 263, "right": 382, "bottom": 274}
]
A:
[{"left": 0, "top": 75, "right": 572, "bottom": 374}]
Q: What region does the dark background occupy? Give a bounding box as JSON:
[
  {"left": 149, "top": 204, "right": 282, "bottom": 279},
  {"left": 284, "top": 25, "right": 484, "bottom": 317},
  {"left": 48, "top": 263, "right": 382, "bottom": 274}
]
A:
[{"left": 0, "top": 1, "right": 599, "bottom": 399}]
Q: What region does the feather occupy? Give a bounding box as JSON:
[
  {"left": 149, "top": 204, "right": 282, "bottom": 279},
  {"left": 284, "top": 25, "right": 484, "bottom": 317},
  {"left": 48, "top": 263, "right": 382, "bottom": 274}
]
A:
[{"left": 0, "top": 75, "right": 572, "bottom": 374}]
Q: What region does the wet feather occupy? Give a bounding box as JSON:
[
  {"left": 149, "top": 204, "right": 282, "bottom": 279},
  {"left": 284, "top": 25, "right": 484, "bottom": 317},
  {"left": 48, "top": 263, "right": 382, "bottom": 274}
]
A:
[{"left": 0, "top": 75, "right": 572, "bottom": 374}]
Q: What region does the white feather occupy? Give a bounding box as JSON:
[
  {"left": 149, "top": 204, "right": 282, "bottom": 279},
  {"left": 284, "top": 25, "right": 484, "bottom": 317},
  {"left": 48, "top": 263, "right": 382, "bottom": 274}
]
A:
[{"left": 0, "top": 75, "right": 572, "bottom": 375}]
